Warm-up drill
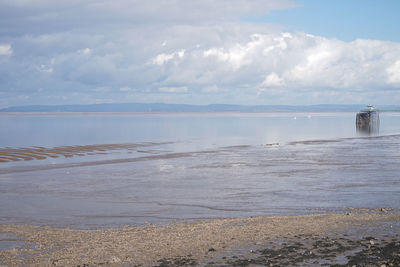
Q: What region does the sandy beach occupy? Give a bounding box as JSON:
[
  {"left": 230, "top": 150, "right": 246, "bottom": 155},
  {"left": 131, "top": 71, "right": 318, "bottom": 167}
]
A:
[{"left": 1, "top": 209, "right": 399, "bottom": 266}]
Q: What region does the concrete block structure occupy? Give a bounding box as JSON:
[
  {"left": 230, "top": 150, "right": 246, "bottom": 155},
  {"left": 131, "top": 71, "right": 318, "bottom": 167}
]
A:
[{"left": 356, "top": 105, "right": 380, "bottom": 135}]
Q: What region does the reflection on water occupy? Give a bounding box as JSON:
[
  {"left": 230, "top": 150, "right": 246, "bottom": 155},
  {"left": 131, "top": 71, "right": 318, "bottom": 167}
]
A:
[
  {"left": 0, "top": 112, "right": 360, "bottom": 148},
  {"left": 1, "top": 112, "right": 400, "bottom": 148},
  {"left": 356, "top": 124, "right": 380, "bottom": 136},
  {"left": 0, "top": 112, "right": 400, "bottom": 228},
  {"left": 356, "top": 109, "right": 380, "bottom": 136}
]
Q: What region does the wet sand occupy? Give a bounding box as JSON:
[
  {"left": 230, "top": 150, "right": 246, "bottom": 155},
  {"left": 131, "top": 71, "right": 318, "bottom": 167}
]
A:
[
  {"left": 1, "top": 209, "right": 399, "bottom": 266},
  {"left": 0, "top": 142, "right": 172, "bottom": 163}
]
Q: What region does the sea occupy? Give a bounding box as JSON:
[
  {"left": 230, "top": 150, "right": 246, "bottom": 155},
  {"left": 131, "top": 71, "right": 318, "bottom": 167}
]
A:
[{"left": 0, "top": 112, "right": 399, "bottom": 228}]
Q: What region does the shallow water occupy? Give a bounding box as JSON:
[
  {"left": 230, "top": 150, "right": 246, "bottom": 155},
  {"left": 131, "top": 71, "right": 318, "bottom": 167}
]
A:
[{"left": 0, "top": 112, "right": 399, "bottom": 228}]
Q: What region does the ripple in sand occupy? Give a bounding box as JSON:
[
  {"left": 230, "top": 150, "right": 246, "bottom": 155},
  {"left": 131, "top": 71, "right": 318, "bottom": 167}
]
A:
[{"left": 0, "top": 142, "right": 172, "bottom": 163}]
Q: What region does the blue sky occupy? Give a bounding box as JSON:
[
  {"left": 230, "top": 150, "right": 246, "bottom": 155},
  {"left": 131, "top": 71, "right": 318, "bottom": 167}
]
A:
[
  {"left": 249, "top": 0, "right": 400, "bottom": 42},
  {"left": 0, "top": 0, "right": 400, "bottom": 108}
]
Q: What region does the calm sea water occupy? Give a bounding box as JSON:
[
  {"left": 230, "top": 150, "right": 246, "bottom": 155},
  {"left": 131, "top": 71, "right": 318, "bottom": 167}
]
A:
[{"left": 0, "top": 112, "right": 399, "bottom": 228}]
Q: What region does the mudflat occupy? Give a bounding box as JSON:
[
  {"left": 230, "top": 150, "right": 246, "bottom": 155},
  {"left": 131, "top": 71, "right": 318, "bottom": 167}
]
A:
[{"left": 0, "top": 209, "right": 399, "bottom": 266}]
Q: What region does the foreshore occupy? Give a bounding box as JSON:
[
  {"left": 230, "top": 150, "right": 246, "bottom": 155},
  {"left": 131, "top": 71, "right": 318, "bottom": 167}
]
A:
[{"left": 1, "top": 209, "right": 399, "bottom": 266}]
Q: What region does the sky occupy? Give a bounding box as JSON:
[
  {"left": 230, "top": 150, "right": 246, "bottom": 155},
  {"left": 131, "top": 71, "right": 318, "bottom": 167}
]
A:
[{"left": 0, "top": 0, "right": 400, "bottom": 108}]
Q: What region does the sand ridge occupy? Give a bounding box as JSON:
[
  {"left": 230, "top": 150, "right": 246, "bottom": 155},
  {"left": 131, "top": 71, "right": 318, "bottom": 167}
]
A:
[{"left": 0, "top": 142, "right": 173, "bottom": 163}]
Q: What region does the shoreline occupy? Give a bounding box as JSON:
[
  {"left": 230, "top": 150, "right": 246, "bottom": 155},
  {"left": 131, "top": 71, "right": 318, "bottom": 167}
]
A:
[{"left": 1, "top": 209, "right": 399, "bottom": 266}]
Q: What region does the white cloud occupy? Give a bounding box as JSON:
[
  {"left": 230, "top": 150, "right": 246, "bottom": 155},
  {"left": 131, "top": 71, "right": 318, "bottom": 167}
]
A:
[
  {"left": 387, "top": 60, "right": 400, "bottom": 85},
  {"left": 202, "top": 33, "right": 294, "bottom": 71},
  {"left": 261, "top": 72, "right": 284, "bottom": 87},
  {"left": 35, "top": 58, "right": 55, "bottom": 73},
  {"left": 1, "top": 0, "right": 400, "bottom": 107},
  {"left": 195, "top": 33, "right": 400, "bottom": 92},
  {"left": 203, "top": 40, "right": 253, "bottom": 71},
  {"left": 152, "top": 50, "right": 185, "bottom": 65},
  {"left": 152, "top": 53, "right": 174, "bottom": 65},
  {"left": 0, "top": 44, "right": 12, "bottom": 55},
  {"left": 158, "top": 86, "right": 188, "bottom": 93},
  {"left": 36, "top": 64, "right": 53, "bottom": 73},
  {"left": 78, "top": 48, "right": 92, "bottom": 55}
]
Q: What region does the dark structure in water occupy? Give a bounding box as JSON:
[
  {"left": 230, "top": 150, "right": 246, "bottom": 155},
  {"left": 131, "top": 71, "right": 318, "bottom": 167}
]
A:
[{"left": 356, "top": 105, "right": 379, "bottom": 135}]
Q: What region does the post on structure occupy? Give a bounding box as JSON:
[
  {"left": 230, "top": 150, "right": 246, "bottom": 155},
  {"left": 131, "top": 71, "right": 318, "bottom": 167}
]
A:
[{"left": 356, "top": 105, "right": 380, "bottom": 135}]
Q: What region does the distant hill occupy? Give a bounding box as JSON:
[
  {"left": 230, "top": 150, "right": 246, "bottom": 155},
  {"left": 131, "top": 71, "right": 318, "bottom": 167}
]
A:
[{"left": 0, "top": 103, "right": 398, "bottom": 113}]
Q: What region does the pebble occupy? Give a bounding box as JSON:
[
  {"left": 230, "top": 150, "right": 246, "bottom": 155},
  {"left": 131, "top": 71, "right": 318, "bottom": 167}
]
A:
[
  {"left": 370, "top": 240, "right": 375, "bottom": 245},
  {"left": 380, "top": 264, "right": 386, "bottom": 267},
  {"left": 109, "top": 256, "right": 121, "bottom": 263}
]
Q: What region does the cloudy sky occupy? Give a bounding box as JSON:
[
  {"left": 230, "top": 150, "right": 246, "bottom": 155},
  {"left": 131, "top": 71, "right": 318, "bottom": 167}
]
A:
[{"left": 1, "top": 0, "right": 400, "bottom": 108}]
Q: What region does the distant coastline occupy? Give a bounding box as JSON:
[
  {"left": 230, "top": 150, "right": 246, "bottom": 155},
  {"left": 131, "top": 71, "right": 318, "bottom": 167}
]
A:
[{"left": 1, "top": 103, "right": 400, "bottom": 113}]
